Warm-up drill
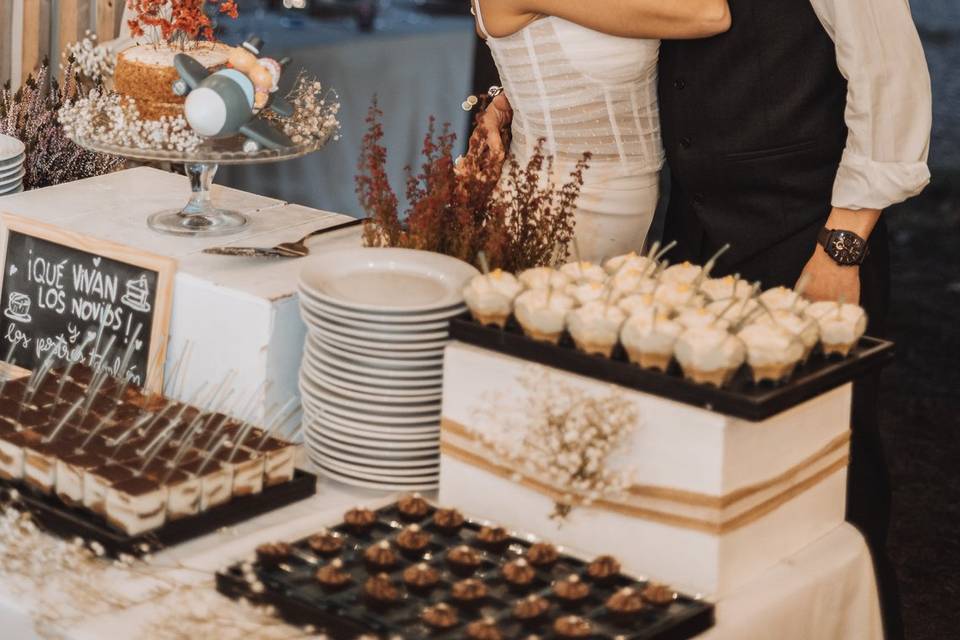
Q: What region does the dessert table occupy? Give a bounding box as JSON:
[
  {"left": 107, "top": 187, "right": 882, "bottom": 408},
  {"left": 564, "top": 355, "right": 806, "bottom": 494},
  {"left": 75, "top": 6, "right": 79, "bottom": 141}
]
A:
[{"left": 0, "top": 469, "right": 882, "bottom": 639}]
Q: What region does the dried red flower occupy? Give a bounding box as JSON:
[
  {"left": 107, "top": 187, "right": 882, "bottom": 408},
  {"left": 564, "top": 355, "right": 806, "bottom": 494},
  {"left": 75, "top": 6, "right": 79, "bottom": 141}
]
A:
[{"left": 126, "top": 0, "right": 238, "bottom": 44}]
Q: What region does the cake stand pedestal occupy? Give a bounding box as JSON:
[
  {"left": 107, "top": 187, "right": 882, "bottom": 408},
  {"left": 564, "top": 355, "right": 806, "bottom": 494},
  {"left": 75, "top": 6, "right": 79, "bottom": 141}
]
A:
[{"left": 70, "top": 135, "right": 325, "bottom": 237}]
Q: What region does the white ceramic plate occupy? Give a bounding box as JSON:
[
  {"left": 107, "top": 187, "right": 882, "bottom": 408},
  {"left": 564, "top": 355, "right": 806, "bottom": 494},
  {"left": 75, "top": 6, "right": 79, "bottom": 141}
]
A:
[
  {"left": 305, "top": 395, "right": 440, "bottom": 426},
  {"left": 300, "top": 292, "right": 466, "bottom": 324},
  {"left": 306, "top": 449, "right": 440, "bottom": 480},
  {"left": 307, "top": 424, "right": 439, "bottom": 456},
  {"left": 301, "top": 398, "right": 441, "bottom": 434},
  {"left": 310, "top": 337, "right": 444, "bottom": 370},
  {"left": 309, "top": 330, "right": 447, "bottom": 358},
  {"left": 304, "top": 314, "right": 450, "bottom": 343},
  {"left": 303, "top": 364, "right": 443, "bottom": 398},
  {"left": 308, "top": 343, "right": 443, "bottom": 379},
  {"left": 312, "top": 461, "right": 438, "bottom": 491},
  {"left": 0, "top": 168, "right": 25, "bottom": 188},
  {"left": 300, "top": 376, "right": 442, "bottom": 415},
  {"left": 307, "top": 434, "right": 438, "bottom": 467},
  {"left": 307, "top": 328, "right": 449, "bottom": 352},
  {"left": 299, "top": 247, "right": 478, "bottom": 314},
  {"left": 0, "top": 135, "right": 24, "bottom": 162},
  {"left": 301, "top": 369, "right": 442, "bottom": 404},
  {"left": 300, "top": 303, "right": 451, "bottom": 333},
  {"left": 304, "top": 434, "right": 439, "bottom": 471},
  {"left": 304, "top": 407, "right": 441, "bottom": 440},
  {"left": 0, "top": 162, "right": 24, "bottom": 179},
  {"left": 0, "top": 154, "right": 24, "bottom": 171},
  {"left": 0, "top": 183, "right": 23, "bottom": 196},
  {"left": 309, "top": 422, "right": 439, "bottom": 449},
  {"left": 302, "top": 353, "right": 443, "bottom": 389}
]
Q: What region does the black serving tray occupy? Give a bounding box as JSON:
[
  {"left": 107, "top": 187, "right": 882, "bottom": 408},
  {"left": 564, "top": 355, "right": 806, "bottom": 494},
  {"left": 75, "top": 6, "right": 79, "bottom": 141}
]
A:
[
  {"left": 450, "top": 315, "right": 895, "bottom": 422},
  {"left": 1, "top": 470, "right": 317, "bottom": 557},
  {"left": 216, "top": 500, "right": 715, "bottom": 640}
]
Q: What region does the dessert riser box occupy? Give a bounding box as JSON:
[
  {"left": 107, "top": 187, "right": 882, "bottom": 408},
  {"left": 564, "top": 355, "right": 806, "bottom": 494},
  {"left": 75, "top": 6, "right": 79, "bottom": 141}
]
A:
[{"left": 439, "top": 342, "right": 852, "bottom": 596}]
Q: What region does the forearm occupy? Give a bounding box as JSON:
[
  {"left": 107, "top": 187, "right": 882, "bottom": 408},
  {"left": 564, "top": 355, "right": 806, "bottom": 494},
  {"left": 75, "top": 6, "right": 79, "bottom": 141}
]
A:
[{"left": 824, "top": 207, "right": 881, "bottom": 240}]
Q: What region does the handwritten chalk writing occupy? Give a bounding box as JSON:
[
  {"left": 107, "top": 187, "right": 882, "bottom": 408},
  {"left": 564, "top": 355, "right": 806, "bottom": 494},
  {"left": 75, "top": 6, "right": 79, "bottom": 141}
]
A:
[
  {"left": 26, "top": 254, "right": 66, "bottom": 290},
  {"left": 71, "top": 263, "right": 118, "bottom": 302},
  {"left": 4, "top": 323, "right": 30, "bottom": 350},
  {"left": 69, "top": 298, "right": 124, "bottom": 330},
  {"left": 37, "top": 285, "right": 66, "bottom": 314}
]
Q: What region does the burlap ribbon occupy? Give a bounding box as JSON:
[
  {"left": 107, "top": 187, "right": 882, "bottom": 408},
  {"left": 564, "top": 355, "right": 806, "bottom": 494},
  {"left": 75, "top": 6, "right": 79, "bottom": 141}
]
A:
[{"left": 441, "top": 418, "right": 850, "bottom": 535}]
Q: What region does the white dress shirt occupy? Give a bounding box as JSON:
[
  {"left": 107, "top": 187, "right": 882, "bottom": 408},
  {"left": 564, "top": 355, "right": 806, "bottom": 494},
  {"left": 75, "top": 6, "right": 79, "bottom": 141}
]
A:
[{"left": 809, "top": 0, "right": 932, "bottom": 211}]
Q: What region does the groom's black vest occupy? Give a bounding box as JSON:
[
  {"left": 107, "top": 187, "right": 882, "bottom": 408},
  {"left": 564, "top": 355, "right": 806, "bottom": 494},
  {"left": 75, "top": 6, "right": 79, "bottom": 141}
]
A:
[{"left": 658, "top": 0, "right": 847, "bottom": 283}]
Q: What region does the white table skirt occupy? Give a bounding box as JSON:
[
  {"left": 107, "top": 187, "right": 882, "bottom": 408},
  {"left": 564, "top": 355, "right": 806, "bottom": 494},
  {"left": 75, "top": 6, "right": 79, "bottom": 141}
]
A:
[{"left": 0, "top": 461, "right": 882, "bottom": 640}]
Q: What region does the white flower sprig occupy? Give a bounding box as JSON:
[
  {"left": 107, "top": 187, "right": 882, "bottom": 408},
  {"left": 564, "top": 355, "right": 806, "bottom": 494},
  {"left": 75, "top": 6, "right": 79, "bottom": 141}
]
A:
[
  {"left": 265, "top": 74, "right": 341, "bottom": 146},
  {"left": 62, "top": 32, "right": 115, "bottom": 82}
]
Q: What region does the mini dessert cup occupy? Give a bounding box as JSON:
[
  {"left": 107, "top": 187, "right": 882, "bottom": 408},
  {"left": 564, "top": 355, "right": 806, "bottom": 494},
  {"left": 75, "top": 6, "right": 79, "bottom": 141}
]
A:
[
  {"left": 84, "top": 463, "right": 136, "bottom": 515},
  {"left": 617, "top": 293, "right": 670, "bottom": 319},
  {"left": 737, "top": 323, "right": 805, "bottom": 384},
  {"left": 660, "top": 261, "right": 703, "bottom": 285},
  {"left": 257, "top": 438, "right": 297, "bottom": 486},
  {"left": 179, "top": 458, "right": 234, "bottom": 510},
  {"left": 215, "top": 448, "right": 266, "bottom": 497},
  {"left": 565, "top": 280, "right": 608, "bottom": 307},
  {"left": 804, "top": 301, "right": 868, "bottom": 356},
  {"left": 755, "top": 310, "right": 820, "bottom": 361},
  {"left": 759, "top": 286, "right": 809, "bottom": 313},
  {"left": 514, "top": 289, "right": 575, "bottom": 344},
  {"left": 559, "top": 261, "right": 606, "bottom": 283},
  {"left": 566, "top": 301, "right": 626, "bottom": 357},
  {"left": 674, "top": 327, "right": 746, "bottom": 387},
  {"left": 603, "top": 251, "right": 655, "bottom": 276},
  {"left": 106, "top": 476, "right": 168, "bottom": 536},
  {"left": 700, "top": 275, "right": 753, "bottom": 302},
  {"left": 463, "top": 270, "right": 524, "bottom": 328},
  {"left": 0, "top": 428, "right": 29, "bottom": 480},
  {"left": 518, "top": 267, "right": 570, "bottom": 291},
  {"left": 675, "top": 307, "right": 729, "bottom": 332},
  {"left": 620, "top": 312, "right": 683, "bottom": 372},
  {"left": 55, "top": 451, "right": 107, "bottom": 506},
  {"left": 654, "top": 281, "right": 704, "bottom": 312}
]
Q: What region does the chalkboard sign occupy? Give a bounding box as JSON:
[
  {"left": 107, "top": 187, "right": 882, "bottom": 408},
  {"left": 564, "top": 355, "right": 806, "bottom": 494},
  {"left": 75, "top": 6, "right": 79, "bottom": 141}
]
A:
[{"left": 0, "top": 213, "right": 175, "bottom": 392}]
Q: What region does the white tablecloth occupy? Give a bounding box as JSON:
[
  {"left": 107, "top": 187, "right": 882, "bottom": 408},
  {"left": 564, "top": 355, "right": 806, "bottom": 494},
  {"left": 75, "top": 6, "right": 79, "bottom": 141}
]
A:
[
  {"left": 0, "top": 463, "right": 882, "bottom": 640},
  {"left": 214, "top": 10, "right": 476, "bottom": 217}
]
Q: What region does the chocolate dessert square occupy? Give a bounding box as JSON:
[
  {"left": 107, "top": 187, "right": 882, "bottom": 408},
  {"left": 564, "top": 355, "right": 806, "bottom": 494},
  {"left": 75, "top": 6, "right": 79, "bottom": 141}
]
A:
[
  {"left": 179, "top": 458, "right": 234, "bottom": 510},
  {"left": 255, "top": 440, "right": 297, "bottom": 487},
  {"left": 83, "top": 463, "right": 136, "bottom": 515},
  {"left": 56, "top": 451, "right": 108, "bottom": 506},
  {"left": 106, "top": 475, "right": 168, "bottom": 536},
  {"left": 213, "top": 447, "right": 265, "bottom": 497}
]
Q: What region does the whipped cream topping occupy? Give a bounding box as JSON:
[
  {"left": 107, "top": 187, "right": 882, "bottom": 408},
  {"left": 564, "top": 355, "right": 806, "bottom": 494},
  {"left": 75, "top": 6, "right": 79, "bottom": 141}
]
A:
[
  {"left": 514, "top": 289, "right": 575, "bottom": 336},
  {"left": 618, "top": 293, "right": 670, "bottom": 318},
  {"left": 518, "top": 267, "right": 571, "bottom": 291},
  {"left": 675, "top": 306, "right": 729, "bottom": 331},
  {"left": 756, "top": 310, "right": 820, "bottom": 350},
  {"left": 609, "top": 268, "right": 656, "bottom": 296},
  {"left": 566, "top": 280, "right": 609, "bottom": 306},
  {"left": 603, "top": 252, "right": 655, "bottom": 276},
  {"left": 759, "top": 286, "right": 809, "bottom": 313},
  {"left": 706, "top": 297, "right": 759, "bottom": 323},
  {"left": 463, "top": 270, "right": 523, "bottom": 317},
  {"left": 560, "top": 261, "right": 606, "bottom": 283},
  {"left": 737, "top": 323, "right": 804, "bottom": 366},
  {"left": 654, "top": 281, "right": 703, "bottom": 310},
  {"left": 804, "top": 302, "right": 867, "bottom": 346},
  {"left": 566, "top": 301, "right": 626, "bottom": 347},
  {"left": 660, "top": 262, "right": 703, "bottom": 285},
  {"left": 620, "top": 310, "right": 683, "bottom": 356},
  {"left": 700, "top": 276, "right": 753, "bottom": 302},
  {"left": 675, "top": 327, "right": 746, "bottom": 373}
]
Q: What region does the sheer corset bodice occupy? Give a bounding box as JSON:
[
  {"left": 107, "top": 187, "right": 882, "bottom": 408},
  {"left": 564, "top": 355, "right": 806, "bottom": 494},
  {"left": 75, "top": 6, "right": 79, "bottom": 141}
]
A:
[{"left": 476, "top": 5, "right": 664, "bottom": 175}]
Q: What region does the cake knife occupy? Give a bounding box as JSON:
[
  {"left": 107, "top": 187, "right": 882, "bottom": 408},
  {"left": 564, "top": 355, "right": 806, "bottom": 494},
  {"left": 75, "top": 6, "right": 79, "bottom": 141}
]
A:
[{"left": 203, "top": 217, "right": 365, "bottom": 258}]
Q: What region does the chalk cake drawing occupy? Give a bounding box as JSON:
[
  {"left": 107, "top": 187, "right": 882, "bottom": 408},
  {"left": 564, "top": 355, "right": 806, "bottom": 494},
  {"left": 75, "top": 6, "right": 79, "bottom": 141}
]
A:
[
  {"left": 3, "top": 291, "right": 32, "bottom": 323},
  {"left": 120, "top": 274, "right": 151, "bottom": 313}
]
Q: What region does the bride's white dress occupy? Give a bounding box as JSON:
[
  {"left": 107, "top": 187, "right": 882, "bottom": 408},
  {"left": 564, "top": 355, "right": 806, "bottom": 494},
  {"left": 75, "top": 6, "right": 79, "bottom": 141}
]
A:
[{"left": 475, "top": 2, "right": 664, "bottom": 262}]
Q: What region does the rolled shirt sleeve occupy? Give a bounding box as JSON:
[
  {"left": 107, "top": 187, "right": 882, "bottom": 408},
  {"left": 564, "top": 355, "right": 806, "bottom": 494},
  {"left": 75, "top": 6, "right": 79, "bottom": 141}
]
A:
[{"left": 809, "top": 0, "right": 932, "bottom": 211}]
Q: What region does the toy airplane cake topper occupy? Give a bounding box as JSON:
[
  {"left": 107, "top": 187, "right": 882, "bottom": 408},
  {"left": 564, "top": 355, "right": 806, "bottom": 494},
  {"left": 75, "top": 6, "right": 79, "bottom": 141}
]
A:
[{"left": 172, "top": 36, "right": 295, "bottom": 152}]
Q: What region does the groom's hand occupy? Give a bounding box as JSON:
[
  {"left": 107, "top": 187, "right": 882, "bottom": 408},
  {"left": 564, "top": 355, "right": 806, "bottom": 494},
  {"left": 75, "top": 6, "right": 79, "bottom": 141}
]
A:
[
  {"left": 797, "top": 207, "right": 881, "bottom": 304},
  {"left": 468, "top": 93, "right": 513, "bottom": 178}
]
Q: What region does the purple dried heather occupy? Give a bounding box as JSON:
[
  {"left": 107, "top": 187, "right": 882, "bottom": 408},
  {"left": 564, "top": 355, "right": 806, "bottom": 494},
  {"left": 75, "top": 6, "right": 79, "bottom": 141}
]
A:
[{"left": 0, "top": 59, "right": 123, "bottom": 191}]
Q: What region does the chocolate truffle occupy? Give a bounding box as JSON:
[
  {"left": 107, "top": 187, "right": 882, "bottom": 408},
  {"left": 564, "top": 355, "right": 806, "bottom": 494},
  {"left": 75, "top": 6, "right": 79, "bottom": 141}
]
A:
[
  {"left": 421, "top": 603, "right": 458, "bottom": 629},
  {"left": 364, "top": 540, "right": 397, "bottom": 569},
  {"left": 397, "top": 493, "right": 430, "bottom": 520},
  {"left": 307, "top": 528, "right": 344, "bottom": 556},
  {"left": 526, "top": 542, "right": 559, "bottom": 567},
  {"left": 396, "top": 523, "right": 431, "bottom": 553},
  {"left": 476, "top": 524, "right": 509, "bottom": 547},
  {"left": 513, "top": 594, "right": 550, "bottom": 621},
  {"left": 447, "top": 544, "right": 482, "bottom": 574},
  {"left": 256, "top": 542, "right": 292, "bottom": 567},
  {"left": 586, "top": 555, "right": 621, "bottom": 582},
  {"left": 466, "top": 618, "right": 503, "bottom": 640},
  {"left": 363, "top": 573, "right": 399, "bottom": 603},
  {"left": 553, "top": 574, "right": 590, "bottom": 602},
  {"left": 451, "top": 578, "right": 488, "bottom": 603},
  {"left": 502, "top": 558, "right": 536, "bottom": 587},
  {"left": 402, "top": 562, "right": 440, "bottom": 590},
  {"left": 344, "top": 506, "right": 377, "bottom": 532},
  {"left": 432, "top": 507, "right": 465, "bottom": 533},
  {"left": 606, "top": 586, "right": 645, "bottom": 615},
  {"left": 642, "top": 582, "right": 675, "bottom": 606},
  {"left": 553, "top": 615, "right": 592, "bottom": 638},
  {"left": 315, "top": 558, "right": 352, "bottom": 589}
]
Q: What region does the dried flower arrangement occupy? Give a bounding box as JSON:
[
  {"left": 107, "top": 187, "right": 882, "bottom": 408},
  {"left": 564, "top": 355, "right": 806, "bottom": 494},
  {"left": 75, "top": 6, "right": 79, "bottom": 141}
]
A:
[
  {"left": 62, "top": 32, "right": 116, "bottom": 83},
  {"left": 474, "top": 371, "right": 639, "bottom": 520},
  {"left": 262, "top": 75, "right": 341, "bottom": 147},
  {"left": 0, "top": 61, "right": 124, "bottom": 191},
  {"left": 356, "top": 101, "right": 590, "bottom": 272},
  {"left": 127, "top": 0, "right": 239, "bottom": 44}
]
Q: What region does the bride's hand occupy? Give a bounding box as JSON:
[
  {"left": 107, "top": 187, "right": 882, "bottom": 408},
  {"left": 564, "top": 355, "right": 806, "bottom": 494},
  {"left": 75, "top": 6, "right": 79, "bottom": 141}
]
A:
[{"left": 467, "top": 93, "right": 513, "bottom": 179}]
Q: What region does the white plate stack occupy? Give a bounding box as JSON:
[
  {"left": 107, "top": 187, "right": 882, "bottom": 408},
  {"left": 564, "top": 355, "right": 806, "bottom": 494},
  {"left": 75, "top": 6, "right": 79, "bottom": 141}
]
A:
[
  {"left": 0, "top": 135, "right": 25, "bottom": 196},
  {"left": 298, "top": 247, "right": 478, "bottom": 490}
]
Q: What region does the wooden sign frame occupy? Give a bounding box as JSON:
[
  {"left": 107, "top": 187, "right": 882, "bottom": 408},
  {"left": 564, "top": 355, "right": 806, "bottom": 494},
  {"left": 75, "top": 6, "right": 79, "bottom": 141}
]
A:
[{"left": 0, "top": 212, "right": 176, "bottom": 393}]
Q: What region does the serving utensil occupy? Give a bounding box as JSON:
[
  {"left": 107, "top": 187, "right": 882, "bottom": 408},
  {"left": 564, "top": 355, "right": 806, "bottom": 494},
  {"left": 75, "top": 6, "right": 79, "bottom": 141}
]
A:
[{"left": 202, "top": 217, "right": 365, "bottom": 258}]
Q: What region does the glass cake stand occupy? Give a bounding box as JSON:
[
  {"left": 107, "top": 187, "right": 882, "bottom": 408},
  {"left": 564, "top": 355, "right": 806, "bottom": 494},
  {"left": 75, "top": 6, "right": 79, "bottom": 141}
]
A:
[{"left": 71, "top": 135, "right": 325, "bottom": 237}]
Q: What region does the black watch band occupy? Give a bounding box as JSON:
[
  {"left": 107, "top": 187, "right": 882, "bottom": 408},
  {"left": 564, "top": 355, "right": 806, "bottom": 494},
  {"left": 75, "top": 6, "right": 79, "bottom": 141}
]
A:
[{"left": 817, "top": 227, "right": 869, "bottom": 266}]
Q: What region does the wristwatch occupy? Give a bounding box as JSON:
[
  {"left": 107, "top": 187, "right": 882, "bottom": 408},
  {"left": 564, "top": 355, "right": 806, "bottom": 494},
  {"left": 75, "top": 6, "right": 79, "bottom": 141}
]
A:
[{"left": 817, "top": 227, "right": 869, "bottom": 266}]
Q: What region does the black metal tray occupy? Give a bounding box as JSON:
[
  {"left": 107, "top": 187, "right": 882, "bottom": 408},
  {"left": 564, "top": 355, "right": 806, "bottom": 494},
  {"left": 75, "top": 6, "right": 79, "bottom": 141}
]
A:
[
  {"left": 2, "top": 470, "right": 317, "bottom": 557},
  {"left": 450, "top": 316, "right": 895, "bottom": 422},
  {"left": 216, "top": 500, "right": 715, "bottom": 640}
]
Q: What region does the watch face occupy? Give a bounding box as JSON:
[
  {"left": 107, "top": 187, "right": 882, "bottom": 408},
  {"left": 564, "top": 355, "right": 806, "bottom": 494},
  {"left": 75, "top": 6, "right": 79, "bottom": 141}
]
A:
[{"left": 827, "top": 230, "right": 866, "bottom": 266}]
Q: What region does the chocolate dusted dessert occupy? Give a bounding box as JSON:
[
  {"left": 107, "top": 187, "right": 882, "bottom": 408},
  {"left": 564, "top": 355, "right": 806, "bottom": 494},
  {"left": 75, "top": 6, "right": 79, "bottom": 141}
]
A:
[
  {"left": 344, "top": 506, "right": 377, "bottom": 533},
  {"left": 421, "top": 603, "right": 458, "bottom": 630},
  {"left": 451, "top": 578, "right": 488, "bottom": 604},
  {"left": 466, "top": 617, "right": 503, "bottom": 640},
  {"left": 586, "top": 555, "right": 622, "bottom": 583},
  {"left": 553, "top": 574, "right": 591, "bottom": 604},
  {"left": 395, "top": 523, "right": 431, "bottom": 554},
  {"left": 106, "top": 475, "right": 168, "bottom": 535},
  {"left": 316, "top": 559, "right": 352, "bottom": 590},
  {"left": 447, "top": 544, "right": 482, "bottom": 575},
  {"left": 55, "top": 450, "right": 107, "bottom": 506},
  {"left": 554, "top": 615, "right": 593, "bottom": 638},
  {"left": 476, "top": 524, "right": 509, "bottom": 548},
  {"left": 396, "top": 493, "right": 430, "bottom": 520},
  {"left": 502, "top": 558, "right": 536, "bottom": 588},
  {"left": 513, "top": 594, "right": 550, "bottom": 622},
  {"left": 307, "top": 528, "right": 345, "bottom": 556},
  {"left": 432, "top": 506, "right": 465, "bottom": 534},
  {"left": 363, "top": 540, "right": 397, "bottom": 569},
  {"left": 177, "top": 457, "right": 233, "bottom": 511},
  {"left": 642, "top": 582, "right": 676, "bottom": 606},
  {"left": 606, "top": 586, "right": 646, "bottom": 617},
  {"left": 256, "top": 542, "right": 293, "bottom": 568},
  {"left": 527, "top": 541, "right": 560, "bottom": 567},
  {"left": 402, "top": 562, "right": 440, "bottom": 591},
  {"left": 363, "top": 573, "right": 400, "bottom": 604},
  {"left": 83, "top": 462, "right": 136, "bottom": 514}
]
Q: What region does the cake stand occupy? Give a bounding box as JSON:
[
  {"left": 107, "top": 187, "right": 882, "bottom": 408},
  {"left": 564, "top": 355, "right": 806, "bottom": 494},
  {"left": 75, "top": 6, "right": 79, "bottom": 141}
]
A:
[{"left": 70, "top": 135, "right": 325, "bottom": 237}]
